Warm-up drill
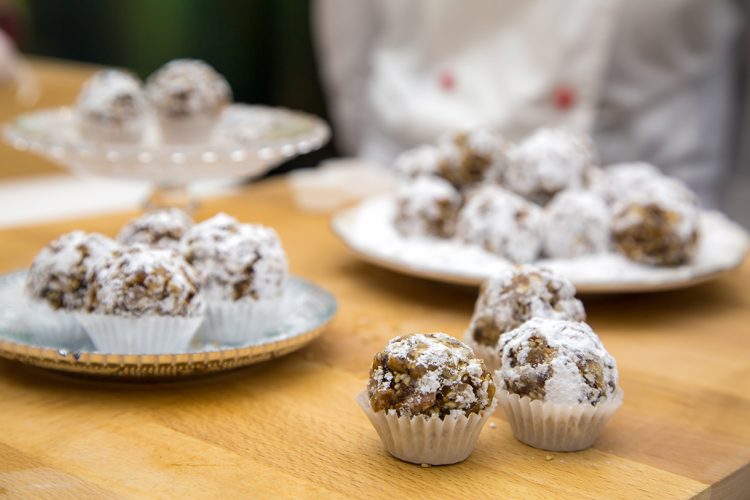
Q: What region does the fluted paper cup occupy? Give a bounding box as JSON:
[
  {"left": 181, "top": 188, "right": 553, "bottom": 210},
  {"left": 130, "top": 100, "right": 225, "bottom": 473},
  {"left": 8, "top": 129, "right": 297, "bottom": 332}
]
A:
[
  {"left": 77, "top": 313, "right": 204, "bottom": 354},
  {"left": 496, "top": 387, "right": 623, "bottom": 452},
  {"left": 199, "top": 296, "right": 283, "bottom": 345},
  {"left": 463, "top": 331, "right": 501, "bottom": 372},
  {"left": 357, "top": 391, "right": 496, "bottom": 465},
  {"left": 24, "top": 299, "right": 88, "bottom": 347}
]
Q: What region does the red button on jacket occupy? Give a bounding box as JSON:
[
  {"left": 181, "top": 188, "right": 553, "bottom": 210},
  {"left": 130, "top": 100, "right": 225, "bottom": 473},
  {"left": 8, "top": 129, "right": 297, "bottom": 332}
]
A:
[{"left": 553, "top": 86, "right": 576, "bottom": 110}]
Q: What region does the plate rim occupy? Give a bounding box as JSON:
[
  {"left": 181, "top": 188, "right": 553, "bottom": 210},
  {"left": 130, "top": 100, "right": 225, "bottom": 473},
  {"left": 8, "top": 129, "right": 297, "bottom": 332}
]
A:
[
  {"left": 331, "top": 196, "right": 750, "bottom": 294},
  {"left": 3, "top": 104, "right": 331, "bottom": 152},
  {"left": 0, "top": 271, "right": 337, "bottom": 378}
]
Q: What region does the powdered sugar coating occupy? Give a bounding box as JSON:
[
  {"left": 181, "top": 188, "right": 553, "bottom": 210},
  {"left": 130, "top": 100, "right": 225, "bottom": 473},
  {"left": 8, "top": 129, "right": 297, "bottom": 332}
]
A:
[
  {"left": 436, "top": 128, "right": 509, "bottom": 187},
  {"left": 593, "top": 162, "right": 663, "bottom": 205},
  {"left": 506, "top": 128, "right": 596, "bottom": 205},
  {"left": 612, "top": 176, "right": 700, "bottom": 266},
  {"left": 394, "top": 144, "right": 443, "bottom": 179},
  {"left": 86, "top": 245, "right": 203, "bottom": 317},
  {"left": 75, "top": 70, "right": 148, "bottom": 141},
  {"left": 544, "top": 190, "right": 611, "bottom": 258},
  {"left": 145, "top": 59, "right": 231, "bottom": 117},
  {"left": 394, "top": 177, "right": 462, "bottom": 238},
  {"left": 181, "top": 213, "right": 288, "bottom": 302},
  {"left": 26, "top": 231, "right": 118, "bottom": 311},
  {"left": 118, "top": 208, "right": 193, "bottom": 250},
  {"left": 498, "top": 318, "right": 618, "bottom": 406},
  {"left": 467, "top": 266, "right": 585, "bottom": 348},
  {"left": 368, "top": 333, "right": 496, "bottom": 418},
  {"left": 456, "top": 185, "right": 544, "bottom": 263}
]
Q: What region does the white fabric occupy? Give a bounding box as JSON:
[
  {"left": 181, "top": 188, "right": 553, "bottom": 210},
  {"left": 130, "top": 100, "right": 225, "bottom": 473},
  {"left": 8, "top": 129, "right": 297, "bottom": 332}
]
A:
[
  {"left": 593, "top": 0, "right": 742, "bottom": 206},
  {"left": 0, "top": 175, "right": 237, "bottom": 229},
  {"left": 362, "top": 0, "right": 618, "bottom": 163}
]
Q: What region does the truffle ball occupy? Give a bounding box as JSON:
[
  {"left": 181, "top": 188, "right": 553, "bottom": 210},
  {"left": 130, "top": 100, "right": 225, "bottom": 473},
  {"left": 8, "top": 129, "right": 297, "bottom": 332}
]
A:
[
  {"left": 86, "top": 245, "right": 203, "bottom": 317},
  {"left": 75, "top": 70, "right": 148, "bottom": 143},
  {"left": 612, "top": 177, "right": 700, "bottom": 266},
  {"left": 497, "top": 318, "right": 618, "bottom": 406},
  {"left": 506, "top": 128, "right": 597, "bottom": 205},
  {"left": 543, "top": 190, "right": 611, "bottom": 258},
  {"left": 26, "top": 231, "right": 118, "bottom": 311},
  {"left": 466, "top": 266, "right": 585, "bottom": 348},
  {"left": 368, "top": 333, "right": 496, "bottom": 418},
  {"left": 181, "top": 213, "right": 288, "bottom": 301},
  {"left": 456, "top": 185, "right": 544, "bottom": 263},
  {"left": 394, "top": 177, "right": 462, "bottom": 238},
  {"left": 436, "top": 128, "right": 509, "bottom": 188},
  {"left": 145, "top": 59, "right": 231, "bottom": 143},
  {"left": 118, "top": 208, "right": 193, "bottom": 250}
]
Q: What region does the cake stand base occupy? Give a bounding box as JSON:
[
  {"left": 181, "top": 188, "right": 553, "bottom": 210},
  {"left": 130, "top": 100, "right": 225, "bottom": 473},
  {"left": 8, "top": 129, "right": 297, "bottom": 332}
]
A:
[{"left": 144, "top": 184, "right": 198, "bottom": 213}]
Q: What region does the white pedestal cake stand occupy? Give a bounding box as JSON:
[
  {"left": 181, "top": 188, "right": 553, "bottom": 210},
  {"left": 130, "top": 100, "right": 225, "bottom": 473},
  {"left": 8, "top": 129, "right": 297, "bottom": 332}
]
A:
[{"left": 3, "top": 104, "right": 330, "bottom": 211}]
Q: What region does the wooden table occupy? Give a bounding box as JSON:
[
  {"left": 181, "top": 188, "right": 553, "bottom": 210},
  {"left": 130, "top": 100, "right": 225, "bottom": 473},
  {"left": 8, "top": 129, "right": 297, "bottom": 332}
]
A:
[
  {"left": 0, "top": 178, "right": 748, "bottom": 499},
  {"left": 0, "top": 58, "right": 97, "bottom": 180}
]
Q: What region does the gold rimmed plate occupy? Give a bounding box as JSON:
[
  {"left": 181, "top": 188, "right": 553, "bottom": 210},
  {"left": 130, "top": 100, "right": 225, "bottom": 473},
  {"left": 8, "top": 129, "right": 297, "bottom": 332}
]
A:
[{"left": 0, "top": 272, "right": 336, "bottom": 379}]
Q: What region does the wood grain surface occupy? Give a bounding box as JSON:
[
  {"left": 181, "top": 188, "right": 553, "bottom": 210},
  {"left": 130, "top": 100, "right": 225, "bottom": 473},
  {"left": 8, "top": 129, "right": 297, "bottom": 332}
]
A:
[{"left": 0, "top": 179, "right": 748, "bottom": 499}]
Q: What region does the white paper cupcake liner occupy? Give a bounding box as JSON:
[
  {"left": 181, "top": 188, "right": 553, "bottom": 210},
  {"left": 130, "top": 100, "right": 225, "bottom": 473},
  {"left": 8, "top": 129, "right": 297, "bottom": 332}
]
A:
[
  {"left": 496, "top": 387, "right": 624, "bottom": 452},
  {"left": 463, "top": 331, "right": 501, "bottom": 372},
  {"left": 356, "top": 391, "right": 496, "bottom": 465},
  {"left": 198, "top": 296, "right": 283, "bottom": 345},
  {"left": 77, "top": 313, "right": 204, "bottom": 354},
  {"left": 24, "top": 299, "right": 88, "bottom": 347},
  {"left": 156, "top": 113, "right": 218, "bottom": 144}
]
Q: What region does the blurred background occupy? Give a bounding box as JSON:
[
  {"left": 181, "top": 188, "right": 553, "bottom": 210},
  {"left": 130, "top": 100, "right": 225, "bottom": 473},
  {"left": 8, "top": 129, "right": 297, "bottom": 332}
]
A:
[
  {"left": 0, "top": 0, "right": 337, "bottom": 172},
  {"left": 0, "top": 0, "right": 748, "bottom": 226}
]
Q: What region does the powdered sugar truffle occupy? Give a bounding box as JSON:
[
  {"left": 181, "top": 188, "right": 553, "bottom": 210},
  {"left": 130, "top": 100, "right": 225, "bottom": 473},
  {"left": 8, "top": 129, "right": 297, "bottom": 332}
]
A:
[
  {"left": 394, "top": 177, "right": 462, "bottom": 238},
  {"left": 543, "top": 190, "right": 611, "bottom": 258},
  {"left": 181, "top": 213, "right": 288, "bottom": 301},
  {"left": 146, "top": 59, "right": 231, "bottom": 143},
  {"left": 466, "top": 266, "right": 585, "bottom": 348},
  {"left": 506, "top": 128, "right": 596, "bottom": 205},
  {"left": 456, "top": 185, "right": 544, "bottom": 263},
  {"left": 368, "top": 333, "right": 496, "bottom": 418},
  {"left": 86, "top": 245, "right": 203, "bottom": 317},
  {"left": 146, "top": 59, "right": 230, "bottom": 117},
  {"left": 75, "top": 70, "right": 148, "bottom": 143},
  {"left": 118, "top": 208, "right": 193, "bottom": 250},
  {"left": 612, "top": 176, "right": 700, "bottom": 266},
  {"left": 26, "top": 231, "right": 118, "bottom": 311},
  {"left": 497, "top": 318, "right": 618, "bottom": 406},
  {"left": 436, "top": 128, "right": 509, "bottom": 188}
]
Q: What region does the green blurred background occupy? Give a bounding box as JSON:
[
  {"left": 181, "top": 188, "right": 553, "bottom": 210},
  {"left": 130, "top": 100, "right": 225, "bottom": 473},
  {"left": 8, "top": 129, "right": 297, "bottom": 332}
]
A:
[{"left": 4, "top": 0, "right": 336, "bottom": 171}]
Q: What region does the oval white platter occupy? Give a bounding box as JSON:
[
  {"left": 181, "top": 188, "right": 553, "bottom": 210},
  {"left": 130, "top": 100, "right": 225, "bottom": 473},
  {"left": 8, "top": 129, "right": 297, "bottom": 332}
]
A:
[
  {"left": 331, "top": 195, "right": 750, "bottom": 294},
  {"left": 0, "top": 271, "right": 336, "bottom": 379}
]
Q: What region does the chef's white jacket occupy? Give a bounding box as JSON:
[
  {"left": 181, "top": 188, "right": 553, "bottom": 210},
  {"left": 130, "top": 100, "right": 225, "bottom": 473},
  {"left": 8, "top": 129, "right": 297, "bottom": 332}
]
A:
[{"left": 314, "top": 0, "right": 748, "bottom": 216}]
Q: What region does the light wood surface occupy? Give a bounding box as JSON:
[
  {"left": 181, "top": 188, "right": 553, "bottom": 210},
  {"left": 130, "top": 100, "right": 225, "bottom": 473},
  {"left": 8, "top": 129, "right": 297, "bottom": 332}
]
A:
[
  {"left": 1, "top": 60, "right": 750, "bottom": 499},
  {"left": 0, "top": 178, "right": 748, "bottom": 499},
  {"left": 0, "top": 58, "right": 98, "bottom": 180}
]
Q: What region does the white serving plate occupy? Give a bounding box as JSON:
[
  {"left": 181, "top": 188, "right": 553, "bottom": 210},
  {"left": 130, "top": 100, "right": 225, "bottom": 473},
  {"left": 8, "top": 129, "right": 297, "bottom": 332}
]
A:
[
  {"left": 0, "top": 271, "right": 336, "bottom": 379},
  {"left": 331, "top": 195, "right": 750, "bottom": 294}
]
